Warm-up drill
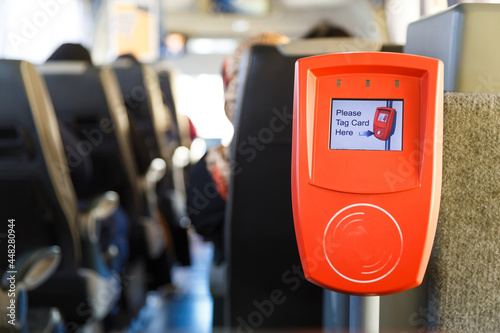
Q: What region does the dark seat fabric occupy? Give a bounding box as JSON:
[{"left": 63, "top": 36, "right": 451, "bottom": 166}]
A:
[
  {"left": 426, "top": 92, "right": 500, "bottom": 332},
  {"left": 158, "top": 70, "right": 181, "bottom": 145},
  {"left": 40, "top": 62, "right": 142, "bottom": 221},
  {"left": 39, "top": 63, "right": 154, "bottom": 290},
  {"left": 0, "top": 60, "right": 79, "bottom": 270},
  {"left": 39, "top": 62, "right": 174, "bottom": 311},
  {"left": 156, "top": 69, "right": 191, "bottom": 267},
  {"left": 112, "top": 60, "right": 161, "bottom": 174},
  {"left": 225, "top": 45, "right": 323, "bottom": 329},
  {"left": 0, "top": 60, "right": 117, "bottom": 324},
  {"left": 114, "top": 60, "right": 191, "bottom": 268},
  {"left": 57, "top": 120, "right": 94, "bottom": 195}
]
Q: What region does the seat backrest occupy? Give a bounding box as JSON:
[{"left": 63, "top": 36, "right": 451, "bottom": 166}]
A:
[
  {"left": 38, "top": 61, "right": 143, "bottom": 218},
  {"left": 112, "top": 59, "right": 171, "bottom": 169},
  {"left": 405, "top": 3, "right": 500, "bottom": 93},
  {"left": 225, "top": 45, "right": 323, "bottom": 329},
  {"left": 158, "top": 70, "right": 180, "bottom": 143},
  {"left": 425, "top": 92, "right": 500, "bottom": 332},
  {"left": 0, "top": 60, "right": 80, "bottom": 269}
]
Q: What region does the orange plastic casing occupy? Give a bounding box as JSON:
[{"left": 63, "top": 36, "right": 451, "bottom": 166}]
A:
[{"left": 291, "top": 52, "right": 444, "bottom": 296}]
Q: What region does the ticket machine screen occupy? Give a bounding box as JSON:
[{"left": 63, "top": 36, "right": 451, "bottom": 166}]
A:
[{"left": 330, "top": 99, "right": 403, "bottom": 151}]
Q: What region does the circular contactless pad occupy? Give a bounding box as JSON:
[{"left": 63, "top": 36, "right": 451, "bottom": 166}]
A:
[{"left": 323, "top": 203, "right": 403, "bottom": 283}]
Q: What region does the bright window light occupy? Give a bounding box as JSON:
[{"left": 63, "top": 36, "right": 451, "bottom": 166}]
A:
[
  {"left": 175, "top": 74, "right": 234, "bottom": 143},
  {"left": 1, "top": 0, "right": 91, "bottom": 63},
  {"left": 186, "top": 38, "right": 238, "bottom": 55}
]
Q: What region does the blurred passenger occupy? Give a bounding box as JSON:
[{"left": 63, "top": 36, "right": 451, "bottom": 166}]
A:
[
  {"left": 47, "top": 43, "right": 92, "bottom": 62},
  {"left": 303, "top": 21, "right": 351, "bottom": 38},
  {"left": 186, "top": 32, "right": 290, "bottom": 265}
]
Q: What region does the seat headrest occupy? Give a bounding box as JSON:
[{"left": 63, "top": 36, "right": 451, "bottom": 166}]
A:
[
  {"left": 277, "top": 37, "right": 382, "bottom": 56},
  {"left": 38, "top": 61, "right": 89, "bottom": 75}
]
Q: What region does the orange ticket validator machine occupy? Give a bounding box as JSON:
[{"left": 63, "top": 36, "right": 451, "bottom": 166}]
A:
[{"left": 292, "top": 52, "right": 444, "bottom": 298}]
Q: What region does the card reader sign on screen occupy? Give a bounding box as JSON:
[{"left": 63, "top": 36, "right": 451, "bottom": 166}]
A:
[
  {"left": 330, "top": 100, "right": 402, "bottom": 151},
  {"left": 292, "top": 52, "right": 444, "bottom": 296}
]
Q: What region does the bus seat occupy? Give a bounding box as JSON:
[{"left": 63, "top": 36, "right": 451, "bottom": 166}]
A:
[
  {"left": 38, "top": 61, "right": 165, "bottom": 259},
  {"left": 224, "top": 44, "right": 323, "bottom": 329},
  {"left": 112, "top": 57, "right": 171, "bottom": 167},
  {"left": 39, "top": 62, "right": 142, "bottom": 218},
  {"left": 158, "top": 70, "right": 181, "bottom": 146},
  {"left": 157, "top": 69, "right": 184, "bottom": 211},
  {"left": 113, "top": 59, "right": 191, "bottom": 268},
  {"left": 404, "top": 3, "right": 500, "bottom": 93},
  {"left": 426, "top": 92, "right": 500, "bottom": 332},
  {"left": 157, "top": 69, "right": 192, "bottom": 263},
  {"left": 38, "top": 61, "right": 171, "bottom": 320},
  {"left": 0, "top": 59, "right": 119, "bottom": 325}
]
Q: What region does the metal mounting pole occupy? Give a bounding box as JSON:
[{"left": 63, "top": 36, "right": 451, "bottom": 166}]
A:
[{"left": 349, "top": 295, "right": 380, "bottom": 333}]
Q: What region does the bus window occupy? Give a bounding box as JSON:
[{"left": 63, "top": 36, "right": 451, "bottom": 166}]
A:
[{"left": 0, "top": 0, "right": 92, "bottom": 63}]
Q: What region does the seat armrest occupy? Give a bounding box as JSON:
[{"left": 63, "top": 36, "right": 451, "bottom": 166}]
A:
[
  {"left": 0, "top": 246, "right": 61, "bottom": 329},
  {"left": 80, "top": 191, "right": 119, "bottom": 243},
  {"left": 1, "top": 246, "right": 61, "bottom": 292}
]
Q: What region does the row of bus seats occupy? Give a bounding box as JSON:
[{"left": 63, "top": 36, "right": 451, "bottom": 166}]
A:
[
  {"left": 0, "top": 44, "right": 187, "bottom": 332},
  {"left": 221, "top": 3, "right": 499, "bottom": 332},
  {"left": 0, "top": 59, "right": 121, "bottom": 332}
]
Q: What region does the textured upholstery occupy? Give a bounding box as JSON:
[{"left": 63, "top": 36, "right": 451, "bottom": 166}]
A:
[{"left": 427, "top": 92, "right": 500, "bottom": 332}]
